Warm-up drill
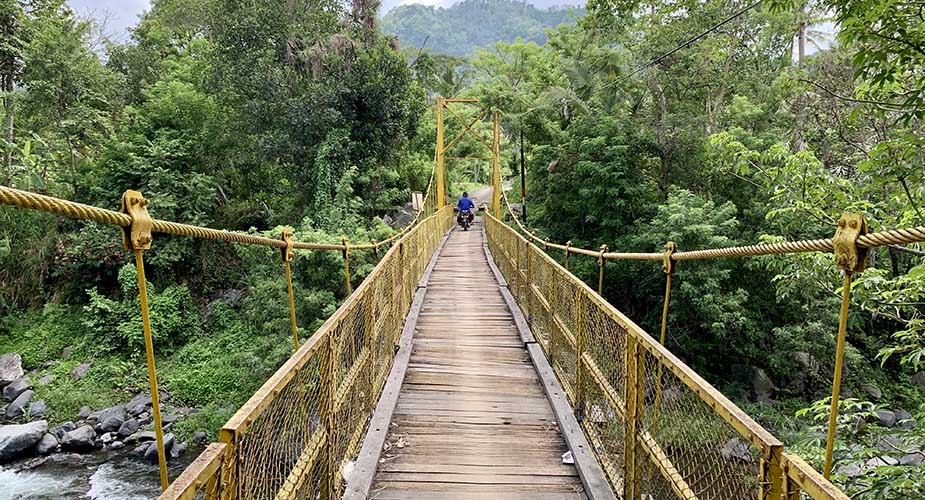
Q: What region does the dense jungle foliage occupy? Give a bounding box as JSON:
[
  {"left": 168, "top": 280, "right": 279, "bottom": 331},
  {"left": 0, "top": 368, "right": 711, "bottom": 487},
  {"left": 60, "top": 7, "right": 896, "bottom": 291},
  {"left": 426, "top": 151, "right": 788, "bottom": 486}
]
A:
[
  {"left": 381, "top": 0, "right": 580, "bottom": 56},
  {"left": 1, "top": 0, "right": 924, "bottom": 496}
]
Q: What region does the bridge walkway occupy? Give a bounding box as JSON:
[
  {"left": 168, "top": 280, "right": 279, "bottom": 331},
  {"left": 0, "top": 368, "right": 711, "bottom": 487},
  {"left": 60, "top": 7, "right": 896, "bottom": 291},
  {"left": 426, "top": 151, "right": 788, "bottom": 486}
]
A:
[{"left": 368, "top": 221, "right": 587, "bottom": 499}]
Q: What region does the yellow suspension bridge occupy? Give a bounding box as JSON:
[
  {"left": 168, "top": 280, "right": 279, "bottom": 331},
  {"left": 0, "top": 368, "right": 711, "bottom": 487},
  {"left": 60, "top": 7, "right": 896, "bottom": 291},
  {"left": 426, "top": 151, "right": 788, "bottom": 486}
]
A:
[{"left": 3, "top": 97, "right": 924, "bottom": 500}]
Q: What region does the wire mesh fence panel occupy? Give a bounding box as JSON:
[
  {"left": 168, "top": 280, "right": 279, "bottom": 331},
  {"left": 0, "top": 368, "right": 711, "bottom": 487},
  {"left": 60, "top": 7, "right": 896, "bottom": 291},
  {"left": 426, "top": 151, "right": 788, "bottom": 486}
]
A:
[
  {"left": 637, "top": 347, "right": 762, "bottom": 499},
  {"left": 483, "top": 214, "right": 826, "bottom": 500},
  {"left": 198, "top": 207, "right": 452, "bottom": 500},
  {"left": 233, "top": 349, "right": 325, "bottom": 499}
]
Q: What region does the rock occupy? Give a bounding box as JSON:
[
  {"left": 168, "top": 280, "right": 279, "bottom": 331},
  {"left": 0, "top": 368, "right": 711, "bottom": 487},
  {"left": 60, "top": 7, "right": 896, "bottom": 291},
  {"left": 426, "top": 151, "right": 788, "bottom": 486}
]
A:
[
  {"left": 841, "top": 386, "right": 854, "bottom": 399},
  {"left": 36, "top": 433, "right": 57, "bottom": 455},
  {"left": 895, "top": 409, "right": 915, "bottom": 428},
  {"left": 89, "top": 405, "right": 125, "bottom": 425},
  {"left": 53, "top": 422, "right": 75, "bottom": 439},
  {"left": 913, "top": 372, "right": 925, "bottom": 387},
  {"left": 117, "top": 419, "right": 139, "bottom": 438},
  {"left": 899, "top": 453, "right": 924, "bottom": 466},
  {"left": 876, "top": 409, "right": 897, "bottom": 427},
  {"left": 720, "top": 438, "right": 753, "bottom": 463},
  {"left": 861, "top": 383, "right": 882, "bottom": 401},
  {"left": 77, "top": 406, "right": 91, "bottom": 419},
  {"left": 109, "top": 441, "right": 124, "bottom": 450},
  {"left": 3, "top": 378, "right": 30, "bottom": 402},
  {"left": 752, "top": 368, "right": 777, "bottom": 403},
  {"left": 0, "top": 354, "right": 24, "bottom": 387},
  {"left": 136, "top": 431, "right": 157, "bottom": 442},
  {"left": 133, "top": 443, "right": 148, "bottom": 456},
  {"left": 192, "top": 431, "right": 207, "bottom": 444},
  {"left": 7, "top": 390, "right": 34, "bottom": 419},
  {"left": 170, "top": 441, "right": 187, "bottom": 459},
  {"left": 100, "top": 414, "right": 125, "bottom": 433},
  {"left": 37, "top": 374, "right": 53, "bottom": 386},
  {"left": 161, "top": 414, "right": 179, "bottom": 425},
  {"left": 71, "top": 363, "right": 91, "bottom": 380},
  {"left": 838, "top": 462, "right": 863, "bottom": 477},
  {"left": 144, "top": 433, "right": 175, "bottom": 463},
  {"left": 864, "top": 456, "right": 898, "bottom": 467},
  {"left": 100, "top": 432, "right": 114, "bottom": 444},
  {"left": 126, "top": 394, "right": 151, "bottom": 416},
  {"left": 60, "top": 425, "right": 96, "bottom": 450},
  {"left": 0, "top": 420, "right": 47, "bottom": 463},
  {"left": 792, "top": 351, "right": 818, "bottom": 375},
  {"left": 60, "top": 346, "right": 73, "bottom": 361},
  {"left": 29, "top": 400, "right": 46, "bottom": 419}
]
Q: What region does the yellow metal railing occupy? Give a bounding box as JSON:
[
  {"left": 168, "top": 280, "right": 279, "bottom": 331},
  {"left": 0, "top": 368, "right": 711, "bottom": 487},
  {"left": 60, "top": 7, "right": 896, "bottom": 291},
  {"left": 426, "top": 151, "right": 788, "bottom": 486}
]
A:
[
  {"left": 208, "top": 205, "right": 452, "bottom": 499},
  {"left": 0, "top": 165, "right": 447, "bottom": 499},
  {"left": 485, "top": 213, "right": 852, "bottom": 500}
]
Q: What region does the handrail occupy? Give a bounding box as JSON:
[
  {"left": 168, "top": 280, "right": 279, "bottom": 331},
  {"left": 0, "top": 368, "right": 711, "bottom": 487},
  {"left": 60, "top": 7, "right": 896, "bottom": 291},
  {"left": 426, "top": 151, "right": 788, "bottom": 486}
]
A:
[
  {"left": 164, "top": 205, "right": 453, "bottom": 500},
  {"left": 500, "top": 189, "right": 925, "bottom": 261},
  {"left": 0, "top": 171, "right": 437, "bottom": 251},
  {"left": 485, "top": 212, "right": 850, "bottom": 500}
]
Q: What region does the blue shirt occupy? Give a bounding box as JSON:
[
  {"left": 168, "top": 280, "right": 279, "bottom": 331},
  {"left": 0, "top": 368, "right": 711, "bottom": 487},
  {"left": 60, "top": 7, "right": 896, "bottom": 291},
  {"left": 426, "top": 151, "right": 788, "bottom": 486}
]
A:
[{"left": 458, "top": 197, "right": 475, "bottom": 211}]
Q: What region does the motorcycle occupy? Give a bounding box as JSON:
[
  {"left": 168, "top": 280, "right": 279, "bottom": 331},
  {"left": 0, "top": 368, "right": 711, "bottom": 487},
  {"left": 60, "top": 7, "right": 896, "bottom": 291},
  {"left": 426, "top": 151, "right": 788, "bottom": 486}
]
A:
[{"left": 457, "top": 209, "right": 473, "bottom": 231}]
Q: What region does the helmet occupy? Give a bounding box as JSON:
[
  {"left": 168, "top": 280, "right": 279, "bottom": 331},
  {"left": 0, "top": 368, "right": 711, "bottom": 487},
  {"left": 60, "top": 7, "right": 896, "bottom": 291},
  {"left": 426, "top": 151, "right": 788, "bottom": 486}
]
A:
[{"left": 463, "top": 192, "right": 468, "bottom": 197}]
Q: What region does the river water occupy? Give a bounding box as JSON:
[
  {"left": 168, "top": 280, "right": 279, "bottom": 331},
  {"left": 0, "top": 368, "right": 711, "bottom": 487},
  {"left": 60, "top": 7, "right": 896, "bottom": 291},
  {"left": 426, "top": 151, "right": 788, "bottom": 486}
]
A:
[{"left": 0, "top": 448, "right": 199, "bottom": 500}]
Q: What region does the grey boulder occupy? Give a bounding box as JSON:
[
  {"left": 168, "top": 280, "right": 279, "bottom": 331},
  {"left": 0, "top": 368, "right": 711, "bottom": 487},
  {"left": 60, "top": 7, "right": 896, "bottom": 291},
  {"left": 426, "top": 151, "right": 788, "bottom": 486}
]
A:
[
  {"left": 0, "top": 420, "right": 48, "bottom": 463},
  {"left": 0, "top": 354, "right": 23, "bottom": 387},
  {"left": 117, "top": 419, "right": 139, "bottom": 438},
  {"left": 3, "top": 378, "right": 30, "bottom": 402},
  {"left": 6, "top": 390, "right": 34, "bottom": 419},
  {"left": 71, "top": 362, "right": 91, "bottom": 380},
  {"left": 61, "top": 425, "right": 96, "bottom": 450},
  {"left": 143, "top": 433, "right": 175, "bottom": 463},
  {"left": 29, "top": 400, "right": 46, "bottom": 419},
  {"left": 36, "top": 433, "right": 58, "bottom": 455}
]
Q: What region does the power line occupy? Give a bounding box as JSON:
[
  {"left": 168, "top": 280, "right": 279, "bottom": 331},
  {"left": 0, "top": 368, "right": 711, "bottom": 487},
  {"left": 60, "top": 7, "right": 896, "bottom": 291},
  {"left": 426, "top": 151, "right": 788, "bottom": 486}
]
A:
[
  {"left": 523, "top": 0, "right": 763, "bottom": 113},
  {"left": 611, "top": 0, "right": 763, "bottom": 86}
]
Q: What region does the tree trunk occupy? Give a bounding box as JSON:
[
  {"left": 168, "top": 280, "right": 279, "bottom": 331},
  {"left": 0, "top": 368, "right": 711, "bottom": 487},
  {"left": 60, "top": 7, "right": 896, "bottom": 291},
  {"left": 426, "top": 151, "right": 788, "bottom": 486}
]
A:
[
  {"left": 797, "top": 21, "right": 806, "bottom": 65},
  {"left": 3, "top": 73, "right": 13, "bottom": 185},
  {"left": 651, "top": 80, "right": 670, "bottom": 201}
]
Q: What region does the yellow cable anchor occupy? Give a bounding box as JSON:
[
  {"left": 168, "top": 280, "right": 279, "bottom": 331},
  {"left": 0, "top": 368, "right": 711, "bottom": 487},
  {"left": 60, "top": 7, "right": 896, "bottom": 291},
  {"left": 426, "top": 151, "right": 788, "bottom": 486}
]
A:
[{"left": 121, "top": 190, "right": 169, "bottom": 492}]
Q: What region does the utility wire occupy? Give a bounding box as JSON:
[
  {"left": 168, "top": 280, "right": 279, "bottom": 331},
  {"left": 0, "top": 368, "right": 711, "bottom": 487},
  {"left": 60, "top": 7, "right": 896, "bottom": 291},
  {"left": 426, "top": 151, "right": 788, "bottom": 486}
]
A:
[
  {"left": 523, "top": 0, "right": 763, "bottom": 113},
  {"left": 609, "top": 0, "right": 763, "bottom": 87}
]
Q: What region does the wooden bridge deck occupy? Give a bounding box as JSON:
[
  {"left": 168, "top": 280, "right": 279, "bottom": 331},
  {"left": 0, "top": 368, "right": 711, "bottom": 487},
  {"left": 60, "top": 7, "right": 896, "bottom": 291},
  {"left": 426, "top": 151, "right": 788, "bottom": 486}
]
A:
[{"left": 368, "top": 221, "right": 587, "bottom": 499}]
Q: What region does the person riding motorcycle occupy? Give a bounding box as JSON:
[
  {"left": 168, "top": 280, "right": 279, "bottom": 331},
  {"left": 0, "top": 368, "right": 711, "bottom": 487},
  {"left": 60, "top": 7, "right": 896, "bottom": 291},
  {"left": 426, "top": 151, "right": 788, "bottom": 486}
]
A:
[{"left": 457, "top": 192, "right": 475, "bottom": 226}]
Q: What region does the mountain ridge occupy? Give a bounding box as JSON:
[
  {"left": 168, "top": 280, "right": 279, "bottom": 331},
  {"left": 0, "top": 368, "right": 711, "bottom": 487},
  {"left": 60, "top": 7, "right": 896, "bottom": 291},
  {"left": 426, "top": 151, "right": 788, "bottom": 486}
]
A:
[{"left": 381, "top": 0, "right": 582, "bottom": 56}]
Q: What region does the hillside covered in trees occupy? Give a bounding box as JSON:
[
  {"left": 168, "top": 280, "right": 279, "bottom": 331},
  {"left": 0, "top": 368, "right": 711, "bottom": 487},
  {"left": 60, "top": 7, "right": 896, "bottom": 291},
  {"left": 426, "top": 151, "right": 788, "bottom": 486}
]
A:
[{"left": 381, "top": 0, "right": 581, "bottom": 56}]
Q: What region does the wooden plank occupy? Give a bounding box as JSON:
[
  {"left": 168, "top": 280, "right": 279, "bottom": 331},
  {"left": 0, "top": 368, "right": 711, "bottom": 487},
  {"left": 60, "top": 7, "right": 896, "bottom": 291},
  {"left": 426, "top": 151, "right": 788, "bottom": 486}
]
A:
[
  {"left": 343, "top": 230, "right": 452, "bottom": 500},
  {"left": 353, "top": 222, "right": 596, "bottom": 500}
]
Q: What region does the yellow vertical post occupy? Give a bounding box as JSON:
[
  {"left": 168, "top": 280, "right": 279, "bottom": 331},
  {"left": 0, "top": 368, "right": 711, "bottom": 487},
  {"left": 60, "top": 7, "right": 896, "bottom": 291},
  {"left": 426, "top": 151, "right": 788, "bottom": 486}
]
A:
[
  {"left": 491, "top": 111, "right": 501, "bottom": 218},
  {"left": 120, "top": 190, "right": 168, "bottom": 492},
  {"left": 760, "top": 445, "right": 785, "bottom": 500},
  {"left": 574, "top": 294, "right": 586, "bottom": 417},
  {"left": 281, "top": 229, "right": 299, "bottom": 352},
  {"left": 651, "top": 241, "right": 676, "bottom": 432},
  {"left": 564, "top": 241, "right": 572, "bottom": 271},
  {"left": 824, "top": 271, "right": 853, "bottom": 479},
  {"left": 341, "top": 236, "right": 352, "bottom": 295},
  {"left": 436, "top": 97, "right": 446, "bottom": 207},
  {"left": 321, "top": 333, "right": 338, "bottom": 498},
  {"left": 624, "top": 334, "right": 644, "bottom": 500},
  {"left": 824, "top": 212, "right": 868, "bottom": 479},
  {"left": 597, "top": 245, "right": 608, "bottom": 296}
]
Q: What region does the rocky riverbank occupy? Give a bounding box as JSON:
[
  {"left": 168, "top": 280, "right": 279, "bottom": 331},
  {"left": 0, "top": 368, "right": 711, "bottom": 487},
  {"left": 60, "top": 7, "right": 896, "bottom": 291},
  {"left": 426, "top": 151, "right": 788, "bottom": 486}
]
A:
[{"left": 0, "top": 352, "right": 202, "bottom": 467}]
